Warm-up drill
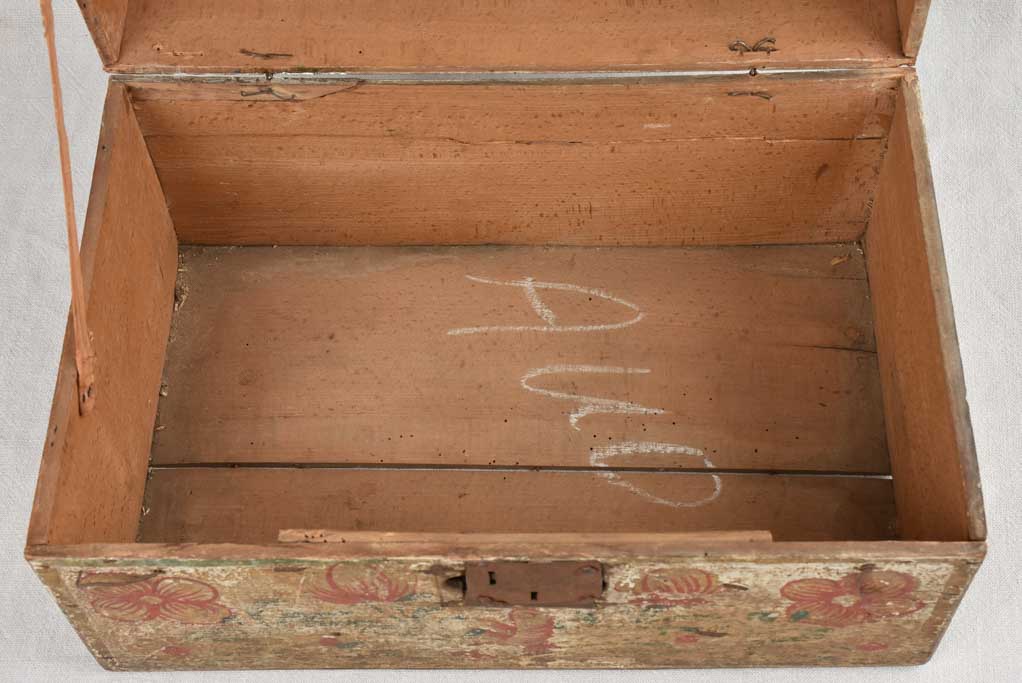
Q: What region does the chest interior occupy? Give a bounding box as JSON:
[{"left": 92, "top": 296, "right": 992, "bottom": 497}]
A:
[
  {"left": 32, "top": 0, "right": 980, "bottom": 551},
  {"left": 48, "top": 70, "right": 963, "bottom": 547}
]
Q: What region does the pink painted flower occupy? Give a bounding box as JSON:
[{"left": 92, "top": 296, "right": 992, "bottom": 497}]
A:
[
  {"left": 472, "top": 608, "right": 556, "bottom": 655},
  {"left": 311, "top": 565, "right": 416, "bottom": 604},
  {"left": 781, "top": 569, "right": 924, "bottom": 628},
  {"left": 628, "top": 568, "right": 722, "bottom": 606},
  {"left": 79, "top": 573, "right": 230, "bottom": 624}
]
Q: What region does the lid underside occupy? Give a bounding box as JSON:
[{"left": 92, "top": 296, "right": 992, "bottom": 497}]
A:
[{"left": 80, "top": 0, "right": 930, "bottom": 75}]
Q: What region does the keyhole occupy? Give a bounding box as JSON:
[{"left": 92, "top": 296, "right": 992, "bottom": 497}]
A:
[
  {"left": 488, "top": 571, "right": 496, "bottom": 585},
  {"left": 530, "top": 591, "right": 538, "bottom": 601}
]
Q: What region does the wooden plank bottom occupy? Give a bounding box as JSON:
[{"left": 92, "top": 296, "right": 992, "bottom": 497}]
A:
[
  {"left": 140, "top": 468, "right": 896, "bottom": 543},
  {"left": 153, "top": 244, "right": 887, "bottom": 474}
]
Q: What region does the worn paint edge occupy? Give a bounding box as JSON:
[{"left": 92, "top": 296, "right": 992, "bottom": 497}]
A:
[
  {"left": 26, "top": 541, "right": 987, "bottom": 566},
  {"left": 30, "top": 562, "right": 121, "bottom": 670}
]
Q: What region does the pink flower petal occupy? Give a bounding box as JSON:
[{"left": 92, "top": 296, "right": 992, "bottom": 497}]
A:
[{"left": 780, "top": 578, "right": 842, "bottom": 603}]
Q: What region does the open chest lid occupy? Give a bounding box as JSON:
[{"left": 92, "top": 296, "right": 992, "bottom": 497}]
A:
[{"left": 79, "top": 1, "right": 931, "bottom": 75}]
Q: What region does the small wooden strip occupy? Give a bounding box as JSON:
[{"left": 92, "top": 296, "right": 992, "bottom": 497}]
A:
[
  {"left": 41, "top": 0, "right": 97, "bottom": 415},
  {"left": 140, "top": 468, "right": 897, "bottom": 543},
  {"left": 277, "top": 530, "right": 773, "bottom": 544},
  {"left": 152, "top": 244, "right": 887, "bottom": 473},
  {"left": 865, "top": 77, "right": 985, "bottom": 542},
  {"left": 110, "top": 0, "right": 907, "bottom": 73},
  {"left": 27, "top": 83, "right": 178, "bottom": 545}
]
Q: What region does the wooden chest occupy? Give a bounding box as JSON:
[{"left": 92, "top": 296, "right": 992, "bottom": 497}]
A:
[{"left": 28, "top": 0, "right": 986, "bottom": 670}]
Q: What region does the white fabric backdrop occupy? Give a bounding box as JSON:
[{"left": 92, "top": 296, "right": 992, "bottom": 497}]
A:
[{"left": 1, "top": 1, "right": 1019, "bottom": 680}]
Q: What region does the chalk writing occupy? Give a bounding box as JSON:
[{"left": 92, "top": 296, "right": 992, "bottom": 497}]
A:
[
  {"left": 448, "top": 273, "right": 720, "bottom": 508},
  {"left": 590, "top": 442, "right": 722, "bottom": 508},
  {"left": 447, "top": 275, "right": 644, "bottom": 336},
  {"left": 520, "top": 365, "right": 666, "bottom": 431}
]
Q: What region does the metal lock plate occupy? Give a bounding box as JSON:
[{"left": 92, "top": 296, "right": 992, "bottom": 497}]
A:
[{"left": 463, "top": 561, "right": 604, "bottom": 607}]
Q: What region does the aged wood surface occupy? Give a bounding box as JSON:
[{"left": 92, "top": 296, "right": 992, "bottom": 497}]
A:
[
  {"left": 103, "top": 0, "right": 908, "bottom": 74},
  {"left": 897, "top": 0, "right": 932, "bottom": 57},
  {"left": 153, "top": 244, "right": 887, "bottom": 474},
  {"left": 28, "top": 542, "right": 984, "bottom": 670},
  {"left": 129, "top": 76, "right": 899, "bottom": 140},
  {"left": 131, "top": 78, "right": 893, "bottom": 246},
  {"left": 74, "top": 0, "right": 128, "bottom": 65},
  {"left": 145, "top": 139, "right": 885, "bottom": 248},
  {"left": 27, "top": 83, "right": 177, "bottom": 546},
  {"left": 865, "top": 77, "right": 986, "bottom": 542},
  {"left": 25, "top": 540, "right": 988, "bottom": 564},
  {"left": 139, "top": 468, "right": 897, "bottom": 544}
]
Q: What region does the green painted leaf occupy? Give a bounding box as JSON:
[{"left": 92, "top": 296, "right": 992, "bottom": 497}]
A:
[{"left": 747, "top": 611, "right": 779, "bottom": 623}]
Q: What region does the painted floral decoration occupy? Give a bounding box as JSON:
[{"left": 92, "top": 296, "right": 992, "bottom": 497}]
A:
[
  {"left": 469, "top": 608, "right": 556, "bottom": 655},
  {"left": 780, "top": 568, "right": 924, "bottom": 628},
  {"left": 78, "top": 572, "right": 231, "bottom": 624},
  {"left": 311, "top": 565, "right": 416, "bottom": 605},
  {"left": 673, "top": 626, "right": 728, "bottom": 646},
  {"left": 627, "top": 568, "right": 722, "bottom": 606}
]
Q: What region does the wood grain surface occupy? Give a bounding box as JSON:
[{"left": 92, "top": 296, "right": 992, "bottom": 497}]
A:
[
  {"left": 102, "top": 0, "right": 908, "bottom": 73},
  {"left": 131, "top": 77, "right": 895, "bottom": 247},
  {"left": 865, "top": 77, "right": 986, "bottom": 542},
  {"left": 140, "top": 467, "right": 897, "bottom": 543},
  {"left": 152, "top": 244, "right": 887, "bottom": 474},
  {"left": 27, "top": 83, "right": 177, "bottom": 545}
]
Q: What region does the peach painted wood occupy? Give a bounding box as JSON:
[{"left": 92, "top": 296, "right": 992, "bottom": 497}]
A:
[
  {"left": 26, "top": 541, "right": 984, "bottom": 670},
  {"left": 93, "top": 0, "right": 911, "bottom": 74},
  {"left": 27, "top": 82, "right": 177, "bottom": 546},
  {"left": 133, "top": 76, "right": 893, "bottom": 247},
  {"left": 138, "top": 467, "right": 897, "bottom": 543},
  {"left": 152, "top": 244, "right": 887, "bottom": 473},
  {"left": 864, "top": 77, "right": 986, "bottom": 542}
]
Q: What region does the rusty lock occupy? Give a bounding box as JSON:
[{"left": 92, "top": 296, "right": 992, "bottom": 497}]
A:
[{"left": 463, "top": 561, "right": 604, "bottom": 607}]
